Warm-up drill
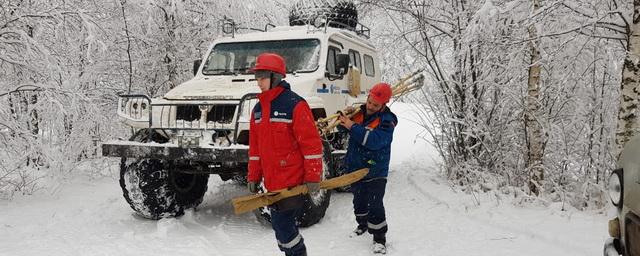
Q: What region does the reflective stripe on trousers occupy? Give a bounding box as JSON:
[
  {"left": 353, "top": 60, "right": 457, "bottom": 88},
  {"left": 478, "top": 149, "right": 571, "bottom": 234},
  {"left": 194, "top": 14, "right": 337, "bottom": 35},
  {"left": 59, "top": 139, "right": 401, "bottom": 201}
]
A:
[
  {"left": 278, "top": 233, "right": 302, "bottom": 248},
  {"left": 271, "top": 206, "right": 306, "bottom": 256},
  {"left": 368, "top": 220, "right": 388, "bottom": 230}
]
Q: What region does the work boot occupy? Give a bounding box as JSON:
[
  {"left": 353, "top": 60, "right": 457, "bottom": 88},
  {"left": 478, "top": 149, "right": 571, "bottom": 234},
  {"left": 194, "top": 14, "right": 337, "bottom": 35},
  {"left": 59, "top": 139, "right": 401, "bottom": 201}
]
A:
[
  {"left": 285, "top": 249, "right": 306, "bottom": 256},
  {"left": 372, "top": 242, "right": 387, "bottom": 254},
  {"left": 350, "top": 226, "right": 367, "bottom": 237}
]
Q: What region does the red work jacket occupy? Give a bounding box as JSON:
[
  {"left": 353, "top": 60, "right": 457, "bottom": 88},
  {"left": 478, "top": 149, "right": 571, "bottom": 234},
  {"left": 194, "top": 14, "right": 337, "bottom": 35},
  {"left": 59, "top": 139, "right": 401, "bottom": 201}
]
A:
[{"left": 247, "top": 81, "right": 323, "bottom": 191}]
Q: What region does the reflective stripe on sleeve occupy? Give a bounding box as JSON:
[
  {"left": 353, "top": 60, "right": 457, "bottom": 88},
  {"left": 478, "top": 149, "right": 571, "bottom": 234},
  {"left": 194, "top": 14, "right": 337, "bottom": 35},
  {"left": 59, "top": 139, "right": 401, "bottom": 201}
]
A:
[{"left": 304, "top": 154, "right": 323, "bottom": 160}]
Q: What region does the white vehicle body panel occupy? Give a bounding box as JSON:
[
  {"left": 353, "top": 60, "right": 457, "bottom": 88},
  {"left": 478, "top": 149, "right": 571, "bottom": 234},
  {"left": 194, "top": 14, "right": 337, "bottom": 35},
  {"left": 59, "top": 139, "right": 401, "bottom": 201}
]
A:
[{"left": 118, "top": 25, "right": 381, "bottom": 145}]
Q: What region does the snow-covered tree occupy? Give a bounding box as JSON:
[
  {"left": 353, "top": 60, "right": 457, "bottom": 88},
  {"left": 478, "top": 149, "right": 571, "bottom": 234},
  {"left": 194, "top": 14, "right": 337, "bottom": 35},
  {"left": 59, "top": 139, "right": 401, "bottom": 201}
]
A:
[
  {"left": 525, "top": 0, "right": 544, "bottom": 196},
  {"left": 362, "top": 0, "right": 630, "bottom": 208},
  {"left": 615, "top": 0, "right": 640, "bottom": 158},
  {"left": 0, "top": 0, "right": 286, "bottom": 198}
]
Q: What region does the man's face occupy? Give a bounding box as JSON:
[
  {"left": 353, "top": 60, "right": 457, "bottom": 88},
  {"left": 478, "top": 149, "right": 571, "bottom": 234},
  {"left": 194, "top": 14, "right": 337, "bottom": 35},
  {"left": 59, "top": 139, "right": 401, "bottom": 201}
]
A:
[
  {"left": 365, "top": 96, "right": 384, "bottom": 115},
  {"left": 255, "top": 70, "right": 271, "bottom": 92},
  {"left": 256, "top": 77, "right": 270, "bottom": 92}
]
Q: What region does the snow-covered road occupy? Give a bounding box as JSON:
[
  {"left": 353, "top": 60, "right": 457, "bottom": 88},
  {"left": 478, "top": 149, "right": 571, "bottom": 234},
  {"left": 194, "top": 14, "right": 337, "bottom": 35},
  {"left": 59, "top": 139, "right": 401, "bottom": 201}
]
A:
[{"left": 0, "top": 103, "right": 609, "bottom": 255}]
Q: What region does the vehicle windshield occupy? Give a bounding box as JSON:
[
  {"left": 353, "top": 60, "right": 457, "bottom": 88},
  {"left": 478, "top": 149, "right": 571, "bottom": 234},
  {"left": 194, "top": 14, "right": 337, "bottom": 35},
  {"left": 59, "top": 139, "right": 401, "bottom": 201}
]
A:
[{"left": 201, "top": 39, "right": 321, "bottom": 76}]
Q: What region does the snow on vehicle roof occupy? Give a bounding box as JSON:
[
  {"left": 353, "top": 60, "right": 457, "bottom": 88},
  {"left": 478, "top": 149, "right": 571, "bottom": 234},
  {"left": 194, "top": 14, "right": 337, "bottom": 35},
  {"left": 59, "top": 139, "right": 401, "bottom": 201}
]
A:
[{"left": 215, "top": 25, "right": 375, "bottom": 50}]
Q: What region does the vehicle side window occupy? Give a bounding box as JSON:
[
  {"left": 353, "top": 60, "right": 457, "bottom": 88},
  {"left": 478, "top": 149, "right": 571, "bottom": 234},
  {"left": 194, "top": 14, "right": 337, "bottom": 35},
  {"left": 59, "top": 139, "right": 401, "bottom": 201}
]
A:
[
  {"left": 348, "top": 49, "right": 361, "bottom": 70},
  {"left": 363, "top": 54, "right": 375, "bottom": 77},
  {"left": 326, "top": 46, "right": 339, "bottom": 75}
]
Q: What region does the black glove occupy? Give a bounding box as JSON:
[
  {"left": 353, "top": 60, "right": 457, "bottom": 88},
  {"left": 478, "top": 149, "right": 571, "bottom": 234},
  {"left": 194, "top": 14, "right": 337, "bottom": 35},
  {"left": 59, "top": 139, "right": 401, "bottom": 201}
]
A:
[
  {"left": 248, "top": 182, "right": 259, "bottom": 193},
  {"left": 305, "top": 182, "right": 320, "bottom": 193}
]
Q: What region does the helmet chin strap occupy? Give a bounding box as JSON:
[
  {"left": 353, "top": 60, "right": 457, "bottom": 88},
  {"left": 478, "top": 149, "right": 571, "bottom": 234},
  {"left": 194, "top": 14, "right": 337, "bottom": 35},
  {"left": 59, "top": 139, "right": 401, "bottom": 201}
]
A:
[{"left": 269, "top": 72, "right": 274, "bottom": 90}]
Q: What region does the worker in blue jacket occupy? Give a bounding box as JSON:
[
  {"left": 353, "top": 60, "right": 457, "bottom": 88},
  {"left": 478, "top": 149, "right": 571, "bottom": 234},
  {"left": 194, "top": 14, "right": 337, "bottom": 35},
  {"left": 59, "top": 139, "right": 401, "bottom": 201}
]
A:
[{"left": 338, "top": 82, "right": 396, "bottom": 255}]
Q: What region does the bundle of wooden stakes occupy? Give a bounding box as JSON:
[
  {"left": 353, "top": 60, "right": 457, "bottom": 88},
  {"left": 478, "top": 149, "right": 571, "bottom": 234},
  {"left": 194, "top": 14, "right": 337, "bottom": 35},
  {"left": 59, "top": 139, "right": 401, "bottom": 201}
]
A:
[
  {"left": 231, "top": 168, "right": 369, "bottom": 215},
  {"left": 316, "top": 70, "right": 425, "bottom": 136}
]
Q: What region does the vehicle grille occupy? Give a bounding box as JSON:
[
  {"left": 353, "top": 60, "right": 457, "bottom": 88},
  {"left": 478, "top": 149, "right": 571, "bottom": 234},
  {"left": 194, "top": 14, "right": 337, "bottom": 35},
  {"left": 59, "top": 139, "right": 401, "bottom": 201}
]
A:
[
  {"left": 176, "top": 105, "right": 236, "bottom": 124},
  {"left": 629, "top": 215, "right": 640, "bottom": 256}
]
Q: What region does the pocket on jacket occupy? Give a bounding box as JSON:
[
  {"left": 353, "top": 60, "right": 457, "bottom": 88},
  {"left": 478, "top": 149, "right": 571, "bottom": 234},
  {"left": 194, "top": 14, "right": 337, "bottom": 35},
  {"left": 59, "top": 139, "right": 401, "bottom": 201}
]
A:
[
  {"left": 277, "top": 152, "right": 303, "bottom": 169},
  {"left": 272, "top": 123, "right": 296, "bottom": 152}
]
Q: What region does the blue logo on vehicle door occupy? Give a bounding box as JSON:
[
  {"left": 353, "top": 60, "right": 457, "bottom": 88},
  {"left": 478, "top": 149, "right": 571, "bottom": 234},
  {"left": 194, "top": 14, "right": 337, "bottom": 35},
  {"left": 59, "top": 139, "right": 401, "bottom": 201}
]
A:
[{"left": 330, "top": 84, "right": 342, "bottom": 94}]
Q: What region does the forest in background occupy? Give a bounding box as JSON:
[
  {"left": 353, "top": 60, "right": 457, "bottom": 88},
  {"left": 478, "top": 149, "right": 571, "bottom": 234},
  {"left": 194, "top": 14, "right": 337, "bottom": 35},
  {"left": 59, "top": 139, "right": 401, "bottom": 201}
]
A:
[{"left": 0, "top": 0, "right": 637, "bottom": 212}]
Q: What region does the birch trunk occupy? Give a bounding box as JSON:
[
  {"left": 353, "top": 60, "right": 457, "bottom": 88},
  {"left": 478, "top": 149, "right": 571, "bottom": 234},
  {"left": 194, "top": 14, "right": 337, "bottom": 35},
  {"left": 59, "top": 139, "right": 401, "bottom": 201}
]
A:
[
  {"left": 615, "top": 1, "right": 640, "bottom": 159},
  {"left": 526, "top": 0, "right": 544, "bottom": 196}
]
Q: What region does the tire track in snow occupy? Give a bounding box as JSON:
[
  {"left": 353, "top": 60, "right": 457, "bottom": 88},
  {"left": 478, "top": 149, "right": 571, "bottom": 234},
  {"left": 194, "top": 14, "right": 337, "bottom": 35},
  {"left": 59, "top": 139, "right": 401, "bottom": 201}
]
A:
[
  {"left": 394, "top": 164, "right": 597, "bottom": 255},
  {"left": 403, "top": 170, "right": 450, "bottom": 210}
]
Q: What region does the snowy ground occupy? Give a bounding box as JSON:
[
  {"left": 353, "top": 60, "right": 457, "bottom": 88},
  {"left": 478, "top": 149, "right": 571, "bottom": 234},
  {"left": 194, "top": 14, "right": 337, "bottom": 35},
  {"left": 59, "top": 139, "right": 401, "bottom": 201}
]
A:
[{"left": 0, "top": 103, "right": 609, "bottom": 256}]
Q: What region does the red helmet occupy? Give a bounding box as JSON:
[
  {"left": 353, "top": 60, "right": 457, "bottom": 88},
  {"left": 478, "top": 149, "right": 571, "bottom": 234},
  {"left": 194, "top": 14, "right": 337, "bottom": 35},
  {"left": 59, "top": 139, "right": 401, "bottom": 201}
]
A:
[
  {"left": 369, "top": 82, "right": 392, "bottom": 104},
  {"left": 252, "top": 53, "right": 286, "bottom": 77}
]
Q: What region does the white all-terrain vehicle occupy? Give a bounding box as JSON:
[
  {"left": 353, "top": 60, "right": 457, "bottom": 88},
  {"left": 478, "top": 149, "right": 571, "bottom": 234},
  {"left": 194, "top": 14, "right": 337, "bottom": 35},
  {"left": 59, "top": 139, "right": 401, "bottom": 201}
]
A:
[
  {"left": 102, "top": 2, "right": 381, "bottom": 227},
  {"left": 604, "top": 134, "right": 640, "bottom": 256}
]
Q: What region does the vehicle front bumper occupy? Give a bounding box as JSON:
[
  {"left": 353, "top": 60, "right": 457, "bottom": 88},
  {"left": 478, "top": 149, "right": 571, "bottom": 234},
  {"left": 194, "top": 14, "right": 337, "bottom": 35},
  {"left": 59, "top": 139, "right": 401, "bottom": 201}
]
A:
[{"left": 101, "top": 140, "right": 248, "bottom": 162}]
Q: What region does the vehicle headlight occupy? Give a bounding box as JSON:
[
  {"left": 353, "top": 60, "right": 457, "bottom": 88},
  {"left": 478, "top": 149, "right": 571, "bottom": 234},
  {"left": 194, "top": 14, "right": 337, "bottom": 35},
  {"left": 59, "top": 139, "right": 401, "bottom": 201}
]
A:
[
  {"left": 608, "top": 169, "right": 623, "bottom": 207},
  {"left": 117, "top": 96, "right": 150, "bottom": 122},
  {"left": 119, "top": 98, "right": 128, "bottom": 111}
]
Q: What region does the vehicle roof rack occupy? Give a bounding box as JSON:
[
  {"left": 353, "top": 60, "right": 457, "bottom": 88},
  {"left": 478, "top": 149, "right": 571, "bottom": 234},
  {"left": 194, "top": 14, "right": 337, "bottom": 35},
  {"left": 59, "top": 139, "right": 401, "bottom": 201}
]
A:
[
  {"left": 220, "top": 17, "right": 276, "bottom": 38},
  {"left": 306, "top": 15, "right": 370, "bottom": 39},
  {"left": 219, "top": 16, "right": 370, "bottom": 40}
]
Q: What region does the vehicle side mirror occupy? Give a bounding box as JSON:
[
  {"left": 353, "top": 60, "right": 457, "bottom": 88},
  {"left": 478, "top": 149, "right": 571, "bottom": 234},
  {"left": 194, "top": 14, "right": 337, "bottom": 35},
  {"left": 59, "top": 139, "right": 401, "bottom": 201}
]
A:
[
  {"left": 193, "top": 59, "right": 202, "bottom": 76},
  {"left": 336, "top": 54, "right": 350, "bottom": 76}
]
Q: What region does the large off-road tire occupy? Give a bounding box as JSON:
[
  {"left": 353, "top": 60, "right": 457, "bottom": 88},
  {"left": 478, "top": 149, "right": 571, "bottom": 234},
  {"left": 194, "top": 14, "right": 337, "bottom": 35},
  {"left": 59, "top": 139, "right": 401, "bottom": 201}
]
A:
[
  {"left": 327, "top": 131, "right": 350, "bottom": 192},
  {"left": 119, "top": 129, "right": 210, "bottom": 220},
  {"left": 254, "top": 142, "right": 333, "bottom": 227},
  {"left": 289, "top": 0, "right": 358, "bottom": 29},
  {"left": 330, "top": 152, "right": 350, "bottom": 192},
  {"left": 119, "top": 158, "right": 210, "bottom": 219}
]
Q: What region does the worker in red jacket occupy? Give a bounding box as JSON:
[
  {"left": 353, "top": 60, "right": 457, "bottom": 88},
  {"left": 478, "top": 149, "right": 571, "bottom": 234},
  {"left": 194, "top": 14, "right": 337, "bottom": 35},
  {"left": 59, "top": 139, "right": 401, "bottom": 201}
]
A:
[{"left": 247, "top": 53, "right": 323, "bottom": 256}]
